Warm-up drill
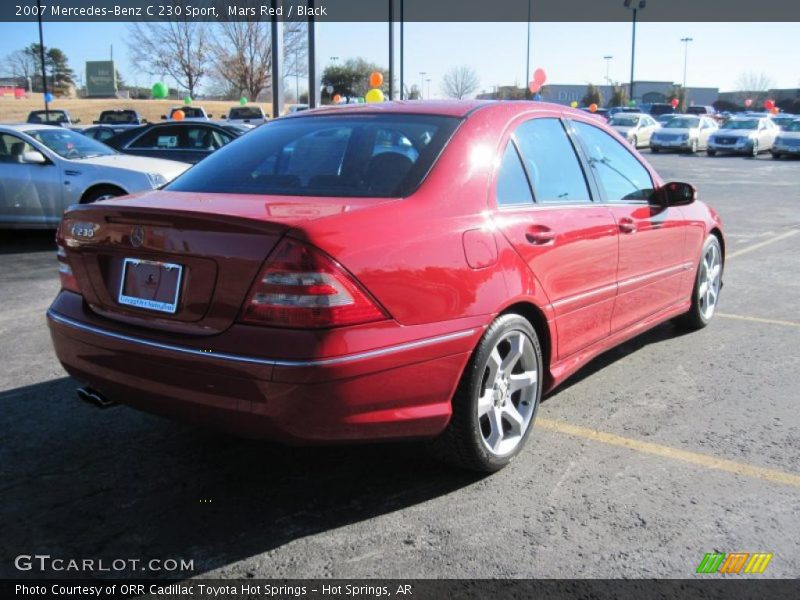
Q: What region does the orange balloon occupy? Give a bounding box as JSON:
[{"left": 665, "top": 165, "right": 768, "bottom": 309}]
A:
[
  {"left": 771, "top": 106, "right": 780, "bottom": 115},
  {"left": 333, "top": 94, "right": 342, "bottom": 103},
  {"left": 172, "top": 109, "right": 185, "bottom": 121},
  {"left": 589, "top": 103, "right": 598, "bottom": 113},
  {"left": 369, "top": 71, "right": 384, "bottom": 88}
]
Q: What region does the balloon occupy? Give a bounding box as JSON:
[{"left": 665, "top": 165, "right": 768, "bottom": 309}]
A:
[
  {"left": 43, "top": 92, "right": 54, "bottom": 103},
  {"left": 771, "top": 106, "right": 780, "bottom": 115},
  {"left": 533, "top": 68, "right": 547, "bottom": 85},
  {"left": 369, "top": 71, "right": 384, "bottom": 88},
  {"left": 533, "top": 93, "right": 542, "bottom": 101},
  {"left": 528, "top": 81, "right": 540, "bottom": 94},
  {"left": 183, "top": 96, "right": 192, "bottom": 105},
  {"left": 670, "top": 98, "right": 680, "bottom": 108},
  {"left": 744, "top": 98, "right": 753, "bottom": 107},
  {"left": 151, "top": 81, "right": 168, "bottom": 99},
  {"left": 628, "top": 99, "right": 636, "bottom": 107},
  {"left": 763, "top": 99, "right": 775, "bottom": 110},
  {"left": 365, "top": 88, "right": 385, "bottom": 103},
  {"left": 332, "top": 93, "right": 342, "bottom": 104},
  {"left": 570, "top": 101, "right": 578, "bottom": 108},
  {"left": 239, "top": 97, "right": 248, "bottom": 105},
  {"left": 589, "top": 103, "right": 598, "bottom": 113},
  {"left": 172, "top": 109, "right": 185, "bottom": 121}
]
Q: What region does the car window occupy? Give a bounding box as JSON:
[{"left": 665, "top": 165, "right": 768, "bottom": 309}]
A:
[
  {"left": 513, "top": 118, "right": 590, "bottom": 204},
  {"left": 131, "top": 126, "right": 183, "bottom": 149},
  {"left": 495, "top": 143, "right": 533, "bottom": 206},
  {"left": 0, "top": 133, "right": 35, "bottom": 163},
  {"left": 24, "top": 128, "right": 115, "bottom": 158},
  {"left": 572, "top": 121, "right": 654, "bottom": 202},
  {"left": 173, "top": 107, "right": 205, "bottom": 119},
  {"left": 228, "top": 107, "right": 263, "bottom": 119}
]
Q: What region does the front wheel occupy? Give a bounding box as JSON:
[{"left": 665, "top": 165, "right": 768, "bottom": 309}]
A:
[
  {"left": 429, "top": 314, "right": 543, "bottom": 472},
  {"left": 630, "top": 135, "right": 639, "bottom": 148},
  {"left": 707, "top": 149, "right": 717, "bottom": 157},
  {"left": 674, "top": 235, "right": 723, "bottom": 331},
  {"left": 771, "top": 152, "right": 781, "bottom": 160},
  {"left": 750, "top": 141, "right": 759, "bottom": 157},
  {"left": 689, "top": 139, "right": 698, "bottom": 154}
]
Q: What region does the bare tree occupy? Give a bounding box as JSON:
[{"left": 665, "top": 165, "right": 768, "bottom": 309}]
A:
[
  {"left": 735, "top": 71, "right": 774, "bottom": 105},
  {"left": 127, "top": 18, "right": 209, "bottom": 98},
  {"left": 6, "top": 49, "right": 36, "bottom": 84},
  {"left": 441, "top": 66, "right": 480, "bottom": 100}
]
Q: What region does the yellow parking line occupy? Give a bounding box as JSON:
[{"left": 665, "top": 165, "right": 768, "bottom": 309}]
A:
[
  {"left": 535, "top": 418, "right": 800, "bottom": 488},
  {"left": 716, "top": 313, "right": 800, "bottom": 328},
  {"left": 726, "top": 229, "right": 798, "bottom": 259}
]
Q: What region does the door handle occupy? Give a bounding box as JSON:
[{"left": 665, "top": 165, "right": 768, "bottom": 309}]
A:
[
  {"left": 525, "top": 226, "right": 555, "bottom": 245},
  {"left": 618, "top": 217, "right": 637, "bottom": 234},
  {"left": 64, "top": 170, "right": 81, "bottom": 176}
]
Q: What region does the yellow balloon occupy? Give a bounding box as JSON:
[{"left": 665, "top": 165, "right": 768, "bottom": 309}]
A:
[
  {"left": 365, "top": 88, "right": 385, "bottom": 103},
  {"left": 570, "top": 101, "right": 578, "bottom": 108}
]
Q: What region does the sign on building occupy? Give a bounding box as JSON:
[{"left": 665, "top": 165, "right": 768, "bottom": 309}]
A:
[{"left": 85, "top": 61, "right": 117, "bottom": 97}]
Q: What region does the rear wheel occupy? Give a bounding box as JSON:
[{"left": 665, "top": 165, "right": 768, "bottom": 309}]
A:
[
  {"left": 429, "top": 314, "right": 543, "bottom": 472},
  {"left": 707, "top": 149, "right": 717, "bottom": 156},
  {"left": 771, "top": 152, "right": 781, "bottom": 160},
  {"left": 651, "top": 147, "right": 659, "bottom": 153},
  {"left": 81, "top": 185, "right": 126, "bottom": 204},
  {"left": 675, "top": 235, "right": 723, "bottom": 331}
]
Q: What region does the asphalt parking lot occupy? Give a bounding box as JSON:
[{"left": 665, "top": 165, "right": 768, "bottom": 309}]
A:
[{"left": 1, "top": 151, "right": 798, "bottom": 580}]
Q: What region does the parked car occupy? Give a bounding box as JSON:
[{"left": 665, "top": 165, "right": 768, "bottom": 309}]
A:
[
  {"left": 647, "top": 103, "right": 677, "bottom": 118},
  {"left": 26, "top": 109, "right": 79, "bottom": 126},
  {"left": 93, "top": 109, "right": 147, "bottom": 126},
  {"left": 81, "top": 125, "right": 133, "bottom": 142},
  {"left": 655, "top": 113, "right": 678, "bottom": 125},
  {"left": 226, "top": 105, "right": 268, "bottom": 125},
  {"left": 771, "top": 114, "right": 798, "bottom": 130},
  {"left": 0, "top": 124, "right": 187, "bottom": 228},
  {"left": 104, "top": 121, "right": 242, "bottom": 164},
  {"left": 771, "top": 119, "right": 800, "bottom": 158},
  {"left": 47, "top": 101, "right": 724, "bottom": 472},
  {"left": 607, "top": 106, "right": 641, "bottom": 118},
  {"left": 650, "top": 116, "right": 718, "bottom": 153},
  {"left": 162, "top": 106, "right": 213, "bottom": 121},
  {"left": 607, "top": 112, "right": 660, "bottom": 148},
  {"left": 707, "top": 117, "right": 779, "bottom": 156},
  {"left": 686, "top": 106, "right": 717, "bottom": 117}
]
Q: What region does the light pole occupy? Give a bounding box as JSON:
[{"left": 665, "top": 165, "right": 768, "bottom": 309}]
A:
[
  {"left": 603, "top": 55, "right": 613, "bottom": 85},
  {"left": 419, "top": 71, "right": 426, "bottom": 99},
  {"left": 426, "top": 77, "right": 431, "bottom": 100},
  {"left": 525, "top": 0, "right": 532, "bottom": 99},
  {"left": 681, "top": 36, "right": 693, "bottom": 89},
  {"left": 623, "top": 0, "right": 646, "bottom": 104}
]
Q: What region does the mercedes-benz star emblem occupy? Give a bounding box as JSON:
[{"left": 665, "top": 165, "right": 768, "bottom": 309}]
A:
[{"left": 130, "top": 226, "right": 145, "bottom": 248}]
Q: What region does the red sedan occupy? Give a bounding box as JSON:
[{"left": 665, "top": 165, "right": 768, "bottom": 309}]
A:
[{"left": 48, "top": 101, "right": 724, "bottom": 472}]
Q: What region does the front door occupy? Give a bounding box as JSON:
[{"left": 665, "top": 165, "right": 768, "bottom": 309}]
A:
[{"left": 0, "top": 133, "right": 62, "bottom": 226}]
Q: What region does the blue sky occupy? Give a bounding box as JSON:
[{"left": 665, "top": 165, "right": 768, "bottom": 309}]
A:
[{"left": 1, "top": 21, "right": 798, "bottom": 96}]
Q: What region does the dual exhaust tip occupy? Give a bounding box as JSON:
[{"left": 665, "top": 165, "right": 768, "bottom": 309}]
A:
[{"left": 76, "top": 386, "right": 117, "bottom": 408}]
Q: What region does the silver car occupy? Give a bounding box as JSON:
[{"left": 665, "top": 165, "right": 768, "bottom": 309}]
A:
[
  {"left": 0, "top": 124, "right": 188, "bottom": 229},
  {"left": 650, "top": 115, "right": 719, "bottom": 154},
  {"left": 771, "top": 119, "right": 800, "bottom": 159},
  {"left": 707, "top": 118, "right": 779, "bottom": 157},
  {"left": 607, "top": 113, "right": 660, "bottom": 148}
]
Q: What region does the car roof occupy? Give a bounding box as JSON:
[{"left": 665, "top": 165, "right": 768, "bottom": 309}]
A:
[
  {"left": 610, "top": 112, "right": 649, "bottom": 118},
  {"left": 0, "top": 123, "right": 64, "bottom": 132},
  {"left": 283, "top": 99, "right": 494, "bottom": 119}
]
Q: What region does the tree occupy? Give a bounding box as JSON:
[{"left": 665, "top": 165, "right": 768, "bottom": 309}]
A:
[
  {"left": 608, "top": 84, "right": 629, "bottom": 107},
  {"left": 46, "top": 48, "right": 75, "bottom": 93},
  {"left": 441, "top": 66, "right": 480, "bottom": 100},
  {"left": 735, "top": 71, "right": 774, "bottom": 106},
  {"left": 321, "top": 58, "right": 388, "bottom": 101},
  {"left": 127, "top": 20, "right": 209, "bottom": 98},
  {"left": 581, "top": 83, "right": 603, "bottom": 107},
  {"left": 7, "top": 49, "right": 36, "bottom": 87}
]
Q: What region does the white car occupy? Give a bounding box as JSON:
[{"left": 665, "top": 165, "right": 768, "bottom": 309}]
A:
[
  {"left": 650, "top": 115, "right": 719, "bottom": 153},
  {"left": 607, "top": 113, "right": 660, "bottom": 148},
  {"left": 225, "top": 105, "right": 268, "bottom": 125},
  {"left": 707, "top": 117, "right": 779, "bottom": 157},
  {"left": 771, "top": 119, "right": 800, "bottom": 159},
  {"left": 0, "top": 124, "right": 188, "bottom": 229}
]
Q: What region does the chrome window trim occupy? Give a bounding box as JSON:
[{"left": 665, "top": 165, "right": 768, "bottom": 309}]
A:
[{"left": 47, "top": 310, "right": 475, "bottom": 368}]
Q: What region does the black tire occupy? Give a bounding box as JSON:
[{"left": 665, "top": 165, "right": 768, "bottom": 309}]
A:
[
  {"left": 631, "top": 135, "right": 638, "bottom": 148},
  {"left": 707, "top": 149, "right": 716, "bottom": 157},
  {"left": 771, "top": 152, "right": 781, "bottom": 160},
  {"left": 651, "top": 147, "right": 659, "bottom": 153},
  {"left": 429, "top": 314, "right": 543, "bottom": 472},
  {"left": 750, "top": 141, "right": 759, "bottom": 158},
  {"left": 689, "top": 139, "right": 698, "bottom": 154},
  {"left": 81, "top": 185, "right": 125, "bottom": 204},
  {"left": 674, "top": 235, "right": 723, "bottom": 331}
]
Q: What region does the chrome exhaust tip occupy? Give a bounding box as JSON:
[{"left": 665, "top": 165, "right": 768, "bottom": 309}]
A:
[{"left": 76, "top": 386, "right": 117, "bottom": 408}]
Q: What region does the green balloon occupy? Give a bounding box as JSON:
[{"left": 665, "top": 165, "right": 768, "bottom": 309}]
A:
[
  {"left": 628, "top": 99, "right": 636, "bottom": 107},
  {"left": 151, "top": 82, "right": 168, "bottom": 99},
  {"left": 239, "top": 97, "right": 248, "bottom": 105},
  {"left": 183, "top": 96, "right": 192, "bottom": 105}
]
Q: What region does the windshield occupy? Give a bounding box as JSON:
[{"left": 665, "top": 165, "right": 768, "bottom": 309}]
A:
[
  {"left": 167, "top": 114, "right": 461, "bottom": 198},
  {"left": 28, "top": 110, "right": 68, "bottom": 124},
  {"left": 100, "top": 111, "right": 137, "bottom": 123},
  {"left": 664, "top": 117, "right": 700, "bottom": 129},
  {"left": 229, "top": 107, "right": 263, "bottom": 119},
  {"left": 785, "top": 120, "right": 800, "bottom": 132},
  {"left": 25, "top": 128, "right": 116, "bottom": 159},
  {"left": 610, "top": 116, "right": 639, "bottom": 127},
  {"left": 722, "top": 120, "right": 758, "bottom": 130}
]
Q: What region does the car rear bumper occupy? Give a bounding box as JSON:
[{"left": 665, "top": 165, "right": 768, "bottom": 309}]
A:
[{"left": 47, "top": 291, "right": 481, "bottom": 443}]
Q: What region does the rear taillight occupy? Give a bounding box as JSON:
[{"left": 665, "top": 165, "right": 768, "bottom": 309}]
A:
[
  {"left": 240, "top": 238, "right": 388, "bottom": 328},
  {"left": 56, "top": 244, "right": 80, "bottom": 294}
]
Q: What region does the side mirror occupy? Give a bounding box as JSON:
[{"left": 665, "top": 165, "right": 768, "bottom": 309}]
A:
[
  {"left": 208, "top": 114, "right": 213, "bottom": 118},
  {"left": 654, "top": 181, "right": 696, "bottom": 207},
  {"left": 22, "top": 151, "right": 47, "bottom": 165},
  {"left": 73, "top": 118, "right": 81, "bottom": 124}
]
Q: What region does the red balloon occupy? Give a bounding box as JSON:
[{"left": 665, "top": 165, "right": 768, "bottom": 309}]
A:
[
  {"left": 764, "top": 99, "right": 775, "bottom": 110},
  {"left": 533, "top": 68, "right": 547, "bottom": 85},
  {"left": 744, "top": 98, "right": 753, "bottom": 107},
  {"left": 589, "top": 103, "right": 598, "bottom": 113},
  {"left": 670, "top": 98, "right": 680, "bottom": 108},
  {"left": 528, "top": 81, "right": 541, "bottom": 94}
]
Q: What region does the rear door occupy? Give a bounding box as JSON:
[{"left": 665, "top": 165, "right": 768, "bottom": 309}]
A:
[
  {"left": 571, "top": 119, "right": 687, "bottom": 333},
  {"left": 493, "top": 116, "right": 619, "bottom": 360}
]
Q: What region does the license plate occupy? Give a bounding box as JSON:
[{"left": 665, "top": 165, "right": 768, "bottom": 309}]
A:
[{"left": 118, "top": 258, "right": 183, "bottom": 314}]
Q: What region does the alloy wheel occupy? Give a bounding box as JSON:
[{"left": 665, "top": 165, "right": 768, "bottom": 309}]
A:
[
  {"left": 476, "top": 330, "right": 538, "bottom": 457},
  {"left": 698, "top": 242, "right": 722, "bottom": 320}
]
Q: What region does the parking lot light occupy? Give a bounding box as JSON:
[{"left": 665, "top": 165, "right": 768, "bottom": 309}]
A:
[
  {"left": 623, "top": 0, "right": 646, "bottom": 103},
  {"left": 681, "top": 37, "right": 694, "bottom": 90}
]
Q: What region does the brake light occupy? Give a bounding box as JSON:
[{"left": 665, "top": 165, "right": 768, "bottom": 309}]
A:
[
  {"left": 56, "top": 244, "right": 80, "bottom": 293},
  {"left": 240, "top": 238, "right": 388, "bottom": 328}
]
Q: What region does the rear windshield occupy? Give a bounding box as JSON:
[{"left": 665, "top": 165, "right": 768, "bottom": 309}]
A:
[
  {"left": 167, "top": 114, "right": 461, "bottom": 198},
  {"left": 686, "top": 107, "right": 710, "bottom": 114},
  {"left": 100, "top": 111, "right": 137, "bottom": 123},
  {"left": 229, "top": 107, "right": 263, "bottom": 119},
  {"left": 610, "top": 116, "right": 639, "bottom": 126},
  {"left": 664, "top": 117, "right": 700, "bottom": 129},
  {"left": 722, "top": 120, "right": 758, "bottom": 130},
  {"left": 28, "top": 110, "right": 68, "bottom": 123},
  {"left": 172, "top": 107, "right": 205, "bottom": 118}
]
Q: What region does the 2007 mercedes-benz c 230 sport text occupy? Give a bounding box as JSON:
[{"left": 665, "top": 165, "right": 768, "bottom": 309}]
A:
[{"left": 48, "top": 101, "right": 724, "bottom": 472}]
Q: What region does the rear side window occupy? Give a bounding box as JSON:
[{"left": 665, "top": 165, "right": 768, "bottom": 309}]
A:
[
  {"left": 573, "top": 121, "right": 654, "bottom": 202},
  {"left": 496, "top": 143, "right": 533, "bottom": 206},
  {"left": 131, "top": 126, "right": 183, "bottom": 149},
  {"left": 167, "top": 114, "right": 460, "bottom": 198},
  {"left": 513, "top": 118, "right": 591, "bottom": 203}
]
